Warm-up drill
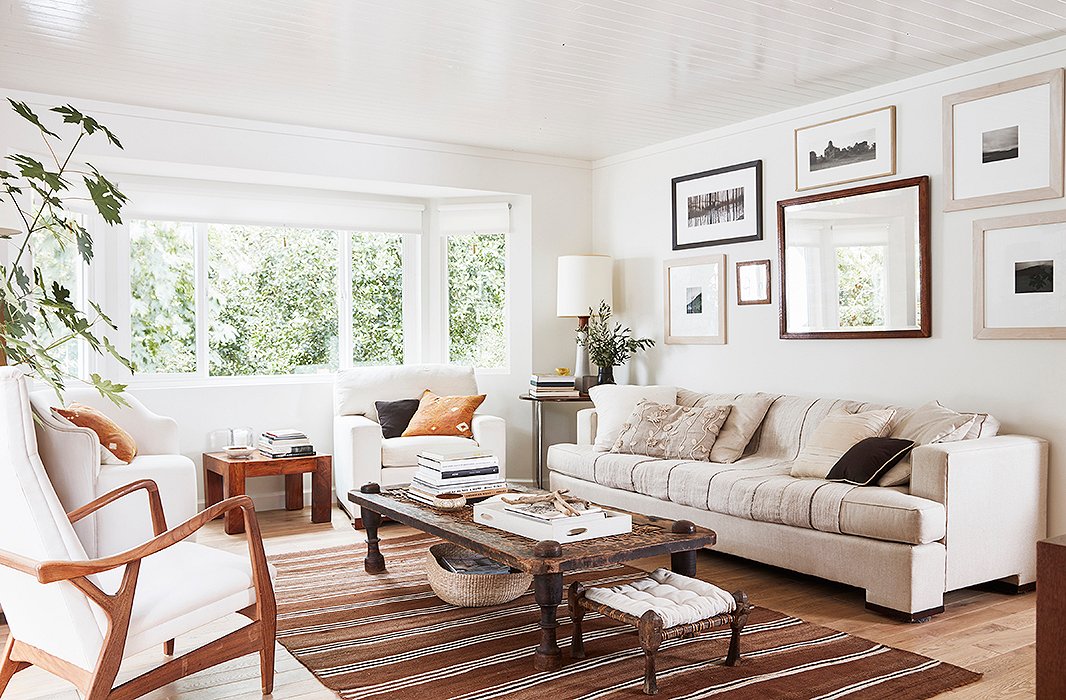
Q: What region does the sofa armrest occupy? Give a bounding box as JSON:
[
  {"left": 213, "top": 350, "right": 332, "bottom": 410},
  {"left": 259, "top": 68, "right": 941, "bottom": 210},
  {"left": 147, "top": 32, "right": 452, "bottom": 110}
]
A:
[
  {"left": 577, "top": 408, "right": 598, "bottom": 446},
  {"left": 472, "top": 414, "right": 506, "bottom": 477},
  {"left": 911, "top": 435, "right": 1048, "bottom": 590},
  {"left": 31, "top": 406, "right": 102, "bottom": 550},
  {"left": 333, "top": 415, "right": 384, "bottom": 508}
]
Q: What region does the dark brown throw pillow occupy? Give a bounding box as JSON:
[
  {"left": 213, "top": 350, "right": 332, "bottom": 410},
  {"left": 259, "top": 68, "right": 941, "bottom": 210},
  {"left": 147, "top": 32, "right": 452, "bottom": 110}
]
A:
[
  {"left": 375, "top": 399, "right": 421, "bottom": 439},
  {"left": 826, "top": 437, "right": 915, "bottom": 486}
]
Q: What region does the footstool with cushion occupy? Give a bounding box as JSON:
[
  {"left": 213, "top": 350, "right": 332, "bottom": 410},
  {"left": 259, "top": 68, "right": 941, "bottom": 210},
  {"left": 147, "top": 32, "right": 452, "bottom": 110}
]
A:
[{"left": 568, "top": 569, "right": 751, "bottom": 695}]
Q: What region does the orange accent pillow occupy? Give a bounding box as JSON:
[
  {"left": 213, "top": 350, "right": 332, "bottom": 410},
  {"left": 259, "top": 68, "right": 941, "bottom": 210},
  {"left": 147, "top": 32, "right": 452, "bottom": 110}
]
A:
[
  {"left": 54, "top": 403, "right": 138, "bottom": 463},
  {"left": 401, "top": 390, "right": 486, "bottom": 438}
]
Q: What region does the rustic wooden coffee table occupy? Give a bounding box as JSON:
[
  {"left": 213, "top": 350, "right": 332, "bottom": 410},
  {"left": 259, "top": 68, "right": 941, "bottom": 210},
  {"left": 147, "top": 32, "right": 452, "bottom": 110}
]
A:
[{"left": 347, "top": 483, "right": 717, "bottom": 671}]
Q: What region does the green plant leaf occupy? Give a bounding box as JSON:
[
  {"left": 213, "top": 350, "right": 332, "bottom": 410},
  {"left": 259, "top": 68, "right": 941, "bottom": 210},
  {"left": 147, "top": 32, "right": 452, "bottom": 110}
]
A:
[
  {"left": 89, "top": 373, "right": 129, "bottom": 407},
  {"left": 51, "top": 105, "right": 124, "bottom": 148},
  {"left": 9, "top": 99, "right": 59, "bottom": 138},
  {"left": 82, "top": 166, "right": 126, "bottom": 225}
]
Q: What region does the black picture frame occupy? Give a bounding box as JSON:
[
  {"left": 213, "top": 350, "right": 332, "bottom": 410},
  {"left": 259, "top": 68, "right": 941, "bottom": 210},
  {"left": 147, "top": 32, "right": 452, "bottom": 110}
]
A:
[{"left": 671, "top": 160, "right": 763, "bottom": 250}]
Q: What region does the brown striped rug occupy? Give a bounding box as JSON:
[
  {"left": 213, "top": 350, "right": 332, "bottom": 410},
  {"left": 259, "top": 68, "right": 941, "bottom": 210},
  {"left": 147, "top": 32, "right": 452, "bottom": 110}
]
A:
[{"left": 271, "top": 534, "right": 980, "bottom": 699}]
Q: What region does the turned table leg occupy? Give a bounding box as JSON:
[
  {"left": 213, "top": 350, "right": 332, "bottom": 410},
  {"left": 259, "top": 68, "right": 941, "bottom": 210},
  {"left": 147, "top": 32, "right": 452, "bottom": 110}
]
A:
[
  {"left": 670, "top": 520, "right": 698, "bottom": 577},
  {"left": 533, "top": 540, "right": 564, "bottom": 671},
  {"left": 568, "top": 581, "right": 586, "bottom": 660},
  {"left": 360, "top": 483, "right": 386, "bottom": 574}
]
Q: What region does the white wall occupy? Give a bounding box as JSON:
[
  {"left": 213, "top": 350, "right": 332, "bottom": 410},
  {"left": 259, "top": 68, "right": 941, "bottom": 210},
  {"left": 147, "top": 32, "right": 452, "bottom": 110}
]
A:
[
  {"left": 0, "top": 89, "right": 594, "bottom": 508},
  {"left": 592, "top": 37, "right": 1066, "bottom": 536}
]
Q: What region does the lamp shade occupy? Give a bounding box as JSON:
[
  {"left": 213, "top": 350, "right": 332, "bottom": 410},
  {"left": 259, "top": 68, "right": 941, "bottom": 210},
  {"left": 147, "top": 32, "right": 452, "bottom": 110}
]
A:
[
  {"left": 557, "top": 255, "right": 613, "bottom": 317},
  {"left": 0, "top": 199, "right": 23, "bottom": 236}
]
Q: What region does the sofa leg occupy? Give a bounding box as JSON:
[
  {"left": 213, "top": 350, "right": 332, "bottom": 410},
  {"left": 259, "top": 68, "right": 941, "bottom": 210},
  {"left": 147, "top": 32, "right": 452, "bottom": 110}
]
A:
[
  {"left": 864, "top": 601, "right": 944, "bottom": 623},
  {"left": 975, "top": 575, "right": 1036, "bottom": 596}
]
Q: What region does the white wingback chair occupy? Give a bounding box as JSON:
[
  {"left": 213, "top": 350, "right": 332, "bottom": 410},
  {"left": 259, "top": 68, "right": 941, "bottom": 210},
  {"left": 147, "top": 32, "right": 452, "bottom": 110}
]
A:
[
  {"left": 0, "top": 367, "right": 277, "bottom": 699},
  {"left": 333, "top": 364, "right": 506, "bottom": 513},
  {"left": 28, "top": 386, "right": 196, "bottom": 558}
]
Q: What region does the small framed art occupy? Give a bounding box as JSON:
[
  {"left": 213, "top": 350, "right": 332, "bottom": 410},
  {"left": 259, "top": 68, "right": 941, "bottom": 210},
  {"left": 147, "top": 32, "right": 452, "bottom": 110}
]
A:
[
  {"left": 671, "top": 160, "right": 762, "bottom": 250},
  {"left": 794, "top": 106, "right": 895, "bottom": 191},
  {"left": 944, "top": 69, "right": 1064, "bottom": 211},
  {"left": 664, "top": 254, "right": 726, "bottom": 344},
  {"left": 736, "top": 259, "right": 771, "bottom": 305},
  {"left": 974, "top": 210, "right": 1066, "bottom": 339}
]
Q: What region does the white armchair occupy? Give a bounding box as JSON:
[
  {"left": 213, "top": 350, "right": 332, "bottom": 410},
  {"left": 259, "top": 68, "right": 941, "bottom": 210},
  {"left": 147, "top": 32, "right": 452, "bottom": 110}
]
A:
[
  {"left": 28, "top": 386, "right": 197, "bottom": 558},
  {"left": 0, "top": 367, "right": 277, "bottom": 699},
  {"left": 333, "top": 364, "right": 506, "bottom": 516}
]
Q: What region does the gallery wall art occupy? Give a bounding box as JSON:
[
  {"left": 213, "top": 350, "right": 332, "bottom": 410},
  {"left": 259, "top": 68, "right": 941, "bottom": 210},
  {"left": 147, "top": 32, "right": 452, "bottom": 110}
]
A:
[
  {"left": 944, "top": 69, "right": 1064, "bottom": 211},
  {"left": 736, "top": 259, "right": 771, "bottom": 305},
  {"left": 664, "top": 255, "right": 726, "bottom": 344},
  {"left": 973, "top": 210, "right": 1066, "bottom": 339},
  {"left": 671, "top": 160, "right": 762, "bottom": 249},
  {"left": 794, "top": 106, "right": 896, "bottom": 191}
]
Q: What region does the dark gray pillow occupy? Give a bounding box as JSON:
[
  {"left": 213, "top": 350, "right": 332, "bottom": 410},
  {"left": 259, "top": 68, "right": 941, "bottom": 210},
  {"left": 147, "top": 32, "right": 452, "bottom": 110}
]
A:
[
  {"left": 826, "top": 437, "right": 915, "bottom": 486},
  {"left": 375, "top": 399, "right": 421, "bottom": 439}
]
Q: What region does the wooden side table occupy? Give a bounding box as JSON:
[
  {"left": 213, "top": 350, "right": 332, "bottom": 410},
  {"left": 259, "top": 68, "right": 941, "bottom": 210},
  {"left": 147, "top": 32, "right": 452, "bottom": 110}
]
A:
[
  {"left": 1038, "top": 534, "right": 1066, "bottom": 698},
  {"left": 203, "top": 451, "right": 333, "bottom": 534},
  {"left": 518, "top": 394, "right": 593, "bottom": 488}
]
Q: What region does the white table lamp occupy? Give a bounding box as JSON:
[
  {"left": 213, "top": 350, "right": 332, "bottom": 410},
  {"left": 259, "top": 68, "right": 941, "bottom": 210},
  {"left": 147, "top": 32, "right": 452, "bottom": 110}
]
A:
[{"left": 557, "top": 255, "right": 613, "bottom": 389}]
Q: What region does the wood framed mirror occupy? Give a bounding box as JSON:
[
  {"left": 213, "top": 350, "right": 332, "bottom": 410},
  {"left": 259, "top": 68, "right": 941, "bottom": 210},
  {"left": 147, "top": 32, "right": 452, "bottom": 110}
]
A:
[{"left": 777, "top": 176, "right": 931, "bottom": 339}]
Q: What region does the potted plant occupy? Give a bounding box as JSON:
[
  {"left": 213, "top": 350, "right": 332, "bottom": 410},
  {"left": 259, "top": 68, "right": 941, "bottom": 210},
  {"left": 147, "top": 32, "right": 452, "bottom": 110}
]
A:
[
  {"left": 577, "top": 301, "right": 654, "bottom": 385},
  {"left": 0, "top": 98, "right": 133, "bottom": 402}
]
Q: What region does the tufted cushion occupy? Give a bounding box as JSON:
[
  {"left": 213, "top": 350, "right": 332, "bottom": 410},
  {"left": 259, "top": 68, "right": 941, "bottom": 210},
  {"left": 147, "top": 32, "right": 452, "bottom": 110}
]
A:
[{"left": 584, "top": 568, "right": 736, "bottom": 628}]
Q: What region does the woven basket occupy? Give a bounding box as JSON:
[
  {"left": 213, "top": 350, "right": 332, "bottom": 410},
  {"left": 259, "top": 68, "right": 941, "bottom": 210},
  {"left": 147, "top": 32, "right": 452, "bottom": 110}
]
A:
[{"left": 426, "top": 543, "right": 533, "bottom": 607}]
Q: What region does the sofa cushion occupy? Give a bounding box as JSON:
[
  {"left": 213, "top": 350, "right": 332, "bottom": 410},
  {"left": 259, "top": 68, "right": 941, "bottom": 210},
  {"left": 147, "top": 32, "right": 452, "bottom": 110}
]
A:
[
  {"left": 878, "top": 401, "right": 978, "bottom": 486},
  {"left": 381, "top": 435, "right": 479, "bottom": 467},
  {"left": 588, "top": 384, "right": 678, "bottom": 450},
  {"left": 375, "top": 399, "right": 420, "bottom": 438},
  {"left": 790, "top": 409, "right": 895, "bottom": 479},
  {"left": 826, "top": 437, "right": 915, "bottom": 486},
  {"left": 611, "top": 401, "right": 731, "bottom": 460},
  {"left": 335, "top": 364, "right": 477, "bottom": 421},
  {"left": 403, "top": 390, "right": 485, "bottom": 438},
  {"left": 691, "top": 393, "right": 775, "bottom": 463}
]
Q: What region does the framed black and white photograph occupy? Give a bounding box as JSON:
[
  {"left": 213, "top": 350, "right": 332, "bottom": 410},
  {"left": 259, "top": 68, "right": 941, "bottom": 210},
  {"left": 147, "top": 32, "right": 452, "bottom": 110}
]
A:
[
  {"left": 974, "top": 210, "right": 1066, "bottom": 339},
  {"left": 794, "top": 106, "right": 895, "bottom": 191},
  {"left": 736, "top": 259, "right": 771, "bottom": 305},
  {"left": 671, "top": 160, "right": 762, "bottom": 250},
  {"left": 664, "top": 255, "right": 726, "bottom": 344},
  {"left": 945, "top": 69, "right": 1064, "bottom": 211}
]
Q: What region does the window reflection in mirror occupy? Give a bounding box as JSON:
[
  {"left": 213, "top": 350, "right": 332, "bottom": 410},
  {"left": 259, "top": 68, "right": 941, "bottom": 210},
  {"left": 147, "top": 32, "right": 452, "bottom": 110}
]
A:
[{"left": 778, "top": 177, "right": 930, "bottom": 339}]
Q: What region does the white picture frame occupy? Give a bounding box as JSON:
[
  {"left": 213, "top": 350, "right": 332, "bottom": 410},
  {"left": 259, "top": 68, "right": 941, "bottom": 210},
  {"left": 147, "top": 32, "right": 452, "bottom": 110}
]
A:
[
  {"left": 944, "top": 69, "right": 1065, "bottom": 211},
  {"left": 664, "top": 254, "right": 726, "bottom": 344},
  {"left": 794, "top": 106, "right": 896, "bottom": 191},
  {"left": 974, "top": 210, "right": 1066, "bottom": 339}
]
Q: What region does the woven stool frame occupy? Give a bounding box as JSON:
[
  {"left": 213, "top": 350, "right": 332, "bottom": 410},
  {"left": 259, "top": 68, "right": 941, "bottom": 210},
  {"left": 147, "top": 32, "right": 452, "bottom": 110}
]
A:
[{"left": 568, "top": 581, "right": 752, "bottom": 695}]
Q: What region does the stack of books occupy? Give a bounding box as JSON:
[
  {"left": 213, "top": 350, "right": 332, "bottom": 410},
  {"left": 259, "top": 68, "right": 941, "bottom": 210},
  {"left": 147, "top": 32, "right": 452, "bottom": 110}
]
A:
[
  {"left": 259, "top": 429, "right": 315, "bottom": 458},
  {"left": 502, "top": 499, "right": 606, "bottom": 524},
  {"left": 408, "top": 445, "right": 507, "bottom": 504},
  {"left": 529, "top": 373, "right": 580, "bottom": 398}
]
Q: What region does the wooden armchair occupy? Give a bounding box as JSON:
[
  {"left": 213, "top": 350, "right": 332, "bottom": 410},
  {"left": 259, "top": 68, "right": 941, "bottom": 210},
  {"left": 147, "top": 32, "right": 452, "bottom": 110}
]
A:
[{"left": 0, "top": 368, "right": 276, "bottom": 700}]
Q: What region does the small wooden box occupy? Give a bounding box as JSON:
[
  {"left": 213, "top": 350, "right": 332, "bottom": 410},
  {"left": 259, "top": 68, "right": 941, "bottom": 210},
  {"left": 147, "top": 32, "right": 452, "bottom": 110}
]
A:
[{"left": 473, "top": 501, "right": 632, "bottom": 543}]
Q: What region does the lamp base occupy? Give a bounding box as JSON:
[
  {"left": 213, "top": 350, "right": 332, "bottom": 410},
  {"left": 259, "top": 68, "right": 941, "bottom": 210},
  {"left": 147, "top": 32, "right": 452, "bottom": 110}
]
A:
[{"left": 573, "top": 317, "right": 593, "bottom": 393}]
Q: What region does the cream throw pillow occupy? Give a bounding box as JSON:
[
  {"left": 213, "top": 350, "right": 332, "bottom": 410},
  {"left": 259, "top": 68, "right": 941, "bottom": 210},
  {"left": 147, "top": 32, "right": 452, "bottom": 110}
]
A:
[
  {"left": 589, "top": 384, "right": 678, "bottom": 450},
  {"left": 790, "top": 409, "right": 895, "bottom": 479},
  {"left": 611, "top": 401, "right": 732, "bottom": 461},
  {"left": 699, "top": 393, "right": 775, "bottom": 463},
  {"left": 877, "top": 401, "right": 978, "bottom": 486}
]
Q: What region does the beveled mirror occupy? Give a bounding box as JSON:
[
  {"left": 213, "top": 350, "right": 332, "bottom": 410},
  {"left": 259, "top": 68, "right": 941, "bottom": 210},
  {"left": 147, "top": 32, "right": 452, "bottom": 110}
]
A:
[{"left": 777, "top": 176, "right": 931, "bottom": 339}]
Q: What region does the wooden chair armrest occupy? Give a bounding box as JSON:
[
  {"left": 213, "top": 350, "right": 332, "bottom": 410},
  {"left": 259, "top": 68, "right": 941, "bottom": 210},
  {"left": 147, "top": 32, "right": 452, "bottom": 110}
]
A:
[
  {"left": 0, "top": 548, "right": 45, "bottom": 577},
  {"left": 36, "top": 495, "right": 259, "bottom": 584},
  {"left": 67, "top": 478, "right": 167, "bottom": 536}
]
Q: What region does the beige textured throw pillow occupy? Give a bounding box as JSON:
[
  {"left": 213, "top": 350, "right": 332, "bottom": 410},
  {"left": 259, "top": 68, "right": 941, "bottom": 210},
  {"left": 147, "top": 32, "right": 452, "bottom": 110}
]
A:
[
  {"left": 877, "top": 401, "right": 978, "bottom": 487},
  {"left": 790, "top": 409, "right": 895, "bottom": 479},
  {"left": 611, "top": 401, "right": 732, "bottom": 461},
  {"left": 589, "top": 384, "right": 679, "bottom": 451},
  {"left": 699, "top": 393, "right": 775, "bottom": 463}
]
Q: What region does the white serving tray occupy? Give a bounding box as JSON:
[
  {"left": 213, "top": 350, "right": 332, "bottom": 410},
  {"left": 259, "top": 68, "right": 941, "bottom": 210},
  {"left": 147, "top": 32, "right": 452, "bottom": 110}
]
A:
[{"left": 473, "top": 498, "right": 632, "bottom": 543}]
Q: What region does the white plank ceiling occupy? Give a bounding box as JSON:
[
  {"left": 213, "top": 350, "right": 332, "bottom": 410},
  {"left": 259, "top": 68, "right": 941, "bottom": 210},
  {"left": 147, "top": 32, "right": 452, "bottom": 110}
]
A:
[{"left": 2, "top": 0, "right": 1066, "bottom": 160}]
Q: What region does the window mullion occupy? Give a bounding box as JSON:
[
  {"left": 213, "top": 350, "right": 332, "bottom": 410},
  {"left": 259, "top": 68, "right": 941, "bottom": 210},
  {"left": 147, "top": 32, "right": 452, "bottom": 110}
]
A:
[
  {"left": 338, "top": 231, "right": 353, "bottom": 370},
  {"left": 195, "top": 223, "right": 209, "bottom": 378}
]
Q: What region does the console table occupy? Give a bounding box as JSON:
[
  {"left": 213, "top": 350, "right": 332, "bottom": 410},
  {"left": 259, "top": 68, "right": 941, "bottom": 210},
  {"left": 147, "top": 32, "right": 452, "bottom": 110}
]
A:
[
  {"left": 518, "top": 394, "right": 592, "bottom": 488},
  {"left": 203, "top": 451, "right": 333, "bottom": 534}
]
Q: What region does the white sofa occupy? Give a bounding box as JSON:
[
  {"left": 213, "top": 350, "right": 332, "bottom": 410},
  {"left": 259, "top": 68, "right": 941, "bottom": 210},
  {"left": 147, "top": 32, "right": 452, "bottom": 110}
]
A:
[
  {"left": 27, "top": 387, "right": 197, "bottom": 558},
  {"left": 333, "top": 364, "right": 506, "bottom": 517},
  {"left": 547, "top": 388, "right": 1048, "bottom": 620}
]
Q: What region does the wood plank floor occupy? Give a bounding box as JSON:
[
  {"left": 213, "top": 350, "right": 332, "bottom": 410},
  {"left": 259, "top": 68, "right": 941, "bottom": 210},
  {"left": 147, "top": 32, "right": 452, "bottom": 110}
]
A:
[{"left": 0, "top": 505, "right": 1036, "bottom": 699}]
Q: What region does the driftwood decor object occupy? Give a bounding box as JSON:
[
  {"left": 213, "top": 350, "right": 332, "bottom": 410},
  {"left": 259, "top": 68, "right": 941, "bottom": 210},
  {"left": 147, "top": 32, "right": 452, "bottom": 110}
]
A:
[
  {"left": 348, "top": 483, "right": 717, "bottom": 672},
  {"left": 569, "top": 580, "right": 751, "bottom": 695},
  {"left": 0, "top": 480, "right": 277, "bottom": 700}
]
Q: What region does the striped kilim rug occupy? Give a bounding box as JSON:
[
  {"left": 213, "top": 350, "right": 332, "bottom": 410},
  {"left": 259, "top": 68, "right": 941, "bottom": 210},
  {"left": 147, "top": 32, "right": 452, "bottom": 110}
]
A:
[{"left": 271, "top": 534, "right": 980, "bottom": 699}]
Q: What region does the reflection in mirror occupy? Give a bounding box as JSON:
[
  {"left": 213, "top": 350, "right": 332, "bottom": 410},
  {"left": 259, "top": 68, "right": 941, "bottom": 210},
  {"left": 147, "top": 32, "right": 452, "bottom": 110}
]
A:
[{"left": 778, "top": 176, "right": 930, "bottom": 339}]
